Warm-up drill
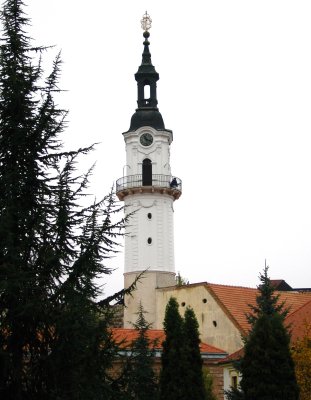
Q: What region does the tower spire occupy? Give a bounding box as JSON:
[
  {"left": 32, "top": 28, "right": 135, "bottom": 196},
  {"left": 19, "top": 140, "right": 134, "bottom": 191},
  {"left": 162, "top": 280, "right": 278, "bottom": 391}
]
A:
[
  {"left": 140, "top": 11, "right": 152, "bottom": 66},
  {"left": 129, "top": 12, "right": 165, "bottom": 131},
  {"left": 118, "top": 13, "right": 181, "bottom": 328}
]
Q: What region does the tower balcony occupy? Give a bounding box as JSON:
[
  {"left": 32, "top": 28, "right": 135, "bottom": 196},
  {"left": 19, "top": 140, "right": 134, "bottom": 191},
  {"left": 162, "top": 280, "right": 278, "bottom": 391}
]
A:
[{"left": 116, "top": 174, "right": 182, "bottom": 201}]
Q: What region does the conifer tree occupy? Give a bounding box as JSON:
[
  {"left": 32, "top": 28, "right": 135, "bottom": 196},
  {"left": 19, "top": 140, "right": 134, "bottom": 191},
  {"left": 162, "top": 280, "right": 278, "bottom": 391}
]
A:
[
  {"left": 0, "top": 1, "right": 134, "bottom": 398},
  {"left": 160, "top": 298, "right": 210, "bottom": 400},
  {"left": 124, "top": 303, "right": 158, "bottom": 400},
  {"left": 183, "top": 307, "right": 206, "bottom": 400},
  {"left": 159, "top": 297, "right": 187, "bottom": 400},
  {"left": 228, "top": 265, "right": 299, "bottom": 400}
]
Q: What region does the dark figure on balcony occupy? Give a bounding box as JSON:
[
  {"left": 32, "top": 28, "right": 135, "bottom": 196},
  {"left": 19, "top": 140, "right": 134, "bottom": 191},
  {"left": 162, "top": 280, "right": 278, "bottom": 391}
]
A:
[{"left": 170, "top": 177, "right": 178, "bottom": 188}]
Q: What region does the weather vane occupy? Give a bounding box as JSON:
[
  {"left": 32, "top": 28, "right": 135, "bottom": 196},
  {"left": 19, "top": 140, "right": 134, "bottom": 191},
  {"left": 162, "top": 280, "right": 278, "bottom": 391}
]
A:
[{"left": 141, "top": 11, "right": 152, "bottom": 32}]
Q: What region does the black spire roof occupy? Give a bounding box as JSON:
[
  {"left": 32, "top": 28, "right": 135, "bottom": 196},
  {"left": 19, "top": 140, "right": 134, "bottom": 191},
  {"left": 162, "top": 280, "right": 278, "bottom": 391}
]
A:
[{"left": 129, "top": 26, "right": 165, "bottom": 131}]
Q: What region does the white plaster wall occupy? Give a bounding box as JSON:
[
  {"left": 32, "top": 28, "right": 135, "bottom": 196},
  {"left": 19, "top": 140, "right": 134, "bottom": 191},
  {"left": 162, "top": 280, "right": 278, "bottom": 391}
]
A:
[
  {"left": 124, "top": 193, "right": 175, "bottom": 273},
  {"left": 123, "top": 126, "right": 172, "bottom": 176},
  {"left": 121, "top": 125, "right": 178, "bottom": 327},
  {"left": 223, "top": 367, "right": 231, "bottom": 396},
  {"left": 223, "top": 366, "right": 242, "bottom": 397}
]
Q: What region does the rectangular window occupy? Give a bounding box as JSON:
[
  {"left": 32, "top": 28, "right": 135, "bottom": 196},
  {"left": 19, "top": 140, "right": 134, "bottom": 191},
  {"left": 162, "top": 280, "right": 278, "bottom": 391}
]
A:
[{"left": 231, "top": 375, "right": 238, "bottom": 389}]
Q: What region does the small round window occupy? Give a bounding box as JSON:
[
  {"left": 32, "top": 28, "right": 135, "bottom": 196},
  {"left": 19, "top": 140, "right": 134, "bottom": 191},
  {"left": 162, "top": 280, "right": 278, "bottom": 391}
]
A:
[
  {"left": 147, "top": 237, "right": 152, "bottom": 245},
  {"left": 147, "top": 213, "right": 152, "bottom": 220}
]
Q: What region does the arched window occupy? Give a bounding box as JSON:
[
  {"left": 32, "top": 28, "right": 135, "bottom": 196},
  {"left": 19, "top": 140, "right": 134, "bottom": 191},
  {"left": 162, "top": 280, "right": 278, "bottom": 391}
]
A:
[
  {"left": 144, "top": 84, "right": 150, "bottom": 100},
  {"left": 142, "top": 158, "right": 152, "bottom": 186}
]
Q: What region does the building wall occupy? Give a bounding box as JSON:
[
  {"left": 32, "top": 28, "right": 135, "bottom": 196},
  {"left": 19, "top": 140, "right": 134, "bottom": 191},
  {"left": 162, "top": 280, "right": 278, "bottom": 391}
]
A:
[
  {"left": 110, "top": 358, "right": 224, "bottom": 400},
  {"left": 207, "top": 363, "right": 226, "bottom": 400},
  {"left": 223, "top": 364, "right": 242, "bottom": 398},
  {"left": 124, "top": 193, "right": 175, "bottom": 274},
  {"left": 155, "top": 285, "right": 243, "bottom": 354},
  {"left": 124, "top": 271, "right": 175, "bottom": 328},
  {"left": 123, "top": 127, "right": 172, "bottom": 177}
]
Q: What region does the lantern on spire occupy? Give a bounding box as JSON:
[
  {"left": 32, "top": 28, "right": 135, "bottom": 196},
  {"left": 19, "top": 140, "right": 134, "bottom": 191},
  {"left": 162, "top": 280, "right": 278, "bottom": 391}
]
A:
[{"left": 141, "top": 11, "right": 152, "bottom": 32}]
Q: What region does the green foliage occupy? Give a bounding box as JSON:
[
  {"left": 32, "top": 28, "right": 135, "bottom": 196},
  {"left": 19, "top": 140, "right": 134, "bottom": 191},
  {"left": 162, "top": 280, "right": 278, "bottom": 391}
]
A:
[
  {"left": 175, "top": 271, "right": 189, "bottom": 286},
  {"left": 225, "top": 387, "right": 244, "bottom": 400},
  {"left": 0, "top": 1, "right": 134, "bottom": 398},
  {"left": 124, "top": 303, "right": 158, "bottom": 400},
  {"left": 202, "top": 367, "right": 217, "bottom": 400},
  {"left": 237, "top": 265, "right": 299, "bottom": 400},
  {"left": 183, "top": 307, "right": 206, "bottom": 399},
  {"left": 291, "top": 323, "right": 311, "bottom": 400},
  {"left": 160, "top": 297, "right": 208, "bottom": 400},
  {"left": 160, "top": 297, "right": 186, "bottom": 400}
]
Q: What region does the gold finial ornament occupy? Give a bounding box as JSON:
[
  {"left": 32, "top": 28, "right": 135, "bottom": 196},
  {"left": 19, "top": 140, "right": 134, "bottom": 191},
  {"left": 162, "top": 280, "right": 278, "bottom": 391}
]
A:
[{"left": 141, "top": 11, "right": 152, "bottom": 32}]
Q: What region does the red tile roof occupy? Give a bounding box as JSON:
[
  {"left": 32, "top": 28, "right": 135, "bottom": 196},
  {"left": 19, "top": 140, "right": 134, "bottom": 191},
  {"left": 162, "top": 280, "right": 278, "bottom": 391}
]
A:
[
  {"left": 112, "top": 328, "right": 164, "bottom": 350},
  {"left": 219, "top": 300, "right": 311, "bottom": 364},
  {"left": 207, "top": 283, "right": 258, "bottom": 334},
  {"left": 111, "top": 328, "right": 226, "bottom": 355},
  {"left": 219, "top": 347, "right": 244, "bottom": 364},
  {"left": 286, "top": 299, "right": 311, "bottom": 342},
  {"left": 206, "top": 283, "right": 311, "bottom": 337}
]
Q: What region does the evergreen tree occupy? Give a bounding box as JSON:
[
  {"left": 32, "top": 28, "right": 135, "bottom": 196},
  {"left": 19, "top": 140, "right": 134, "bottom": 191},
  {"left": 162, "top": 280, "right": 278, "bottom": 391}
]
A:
[
  {"left": 124, "top": 303, "right": 158, "bottom": 400},
  {"left": 175, "top": 271, "right": 189, "bottom": 286},
  {"left": 0, "top": 1, "right": 134, "bottom": 398},
  {"left": 159, "top": 297, "right": 186, "bottom": 400},
  {"left": 160, "top": 298, "right": 210, "bottom": 400},
  {"left": 231, "top": 265, "right": 299, "bottom": 400},
  {"left": 183, "top": 307, "right": 206, "bottom": 400}
]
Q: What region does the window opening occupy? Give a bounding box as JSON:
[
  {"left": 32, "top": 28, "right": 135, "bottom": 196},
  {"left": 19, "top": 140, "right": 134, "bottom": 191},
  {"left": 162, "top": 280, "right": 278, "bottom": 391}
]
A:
[
  {"left": 147, "top": 213, "right": 152, "bottom": 219},
  {"left": 142, "top": 158, "right": 152, "bottom": 186},
  {"left": 147, "top": 237, "right": 152, "bottom": 245},
  {"left": 231, "top": 376, "right": 238, "bottom": 389},
  {"left": 144, "top": 84, "right": 150, "bottom": 100}
]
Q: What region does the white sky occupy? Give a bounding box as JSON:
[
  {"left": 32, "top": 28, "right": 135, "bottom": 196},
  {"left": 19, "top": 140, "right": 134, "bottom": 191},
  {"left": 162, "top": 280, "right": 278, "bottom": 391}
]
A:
[{"left": 6, "top": 0, "right": 311, "bottom": 295}]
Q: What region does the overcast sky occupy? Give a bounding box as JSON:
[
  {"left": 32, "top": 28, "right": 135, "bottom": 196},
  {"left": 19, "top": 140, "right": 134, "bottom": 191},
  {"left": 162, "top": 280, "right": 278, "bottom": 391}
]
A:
[{"left": 5, "top": 0, "right": 311, "bottom": 296}]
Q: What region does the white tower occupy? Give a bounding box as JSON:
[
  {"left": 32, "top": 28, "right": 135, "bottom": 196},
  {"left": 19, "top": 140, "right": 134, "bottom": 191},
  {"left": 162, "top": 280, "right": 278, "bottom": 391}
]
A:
[{"left": 116, "top": 13, "right": 181, "bottom": 327}]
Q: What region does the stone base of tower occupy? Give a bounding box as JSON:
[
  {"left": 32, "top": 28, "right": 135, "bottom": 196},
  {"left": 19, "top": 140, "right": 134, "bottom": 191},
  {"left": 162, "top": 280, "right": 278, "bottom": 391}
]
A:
[{"left": 124, "top": 270, "right": 175, "bottom": 328}]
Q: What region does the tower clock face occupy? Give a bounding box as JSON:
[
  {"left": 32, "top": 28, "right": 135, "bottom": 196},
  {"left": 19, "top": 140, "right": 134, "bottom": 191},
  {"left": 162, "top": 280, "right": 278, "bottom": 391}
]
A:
[{"left": 140, "top": 132, "right": 153, "bottom": 146}]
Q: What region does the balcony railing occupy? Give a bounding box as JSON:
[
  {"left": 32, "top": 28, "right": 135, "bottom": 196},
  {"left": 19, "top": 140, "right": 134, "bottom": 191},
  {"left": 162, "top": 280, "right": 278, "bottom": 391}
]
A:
[{"left": 116, "top": 174, "right": 182, "bottom": 194}]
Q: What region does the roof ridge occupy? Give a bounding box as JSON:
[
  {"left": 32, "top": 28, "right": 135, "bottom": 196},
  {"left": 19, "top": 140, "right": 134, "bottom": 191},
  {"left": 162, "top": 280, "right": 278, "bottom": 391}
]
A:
[
  {"left": 207, "top": 282, "right": 257, "bottom": 290},
  {"left": 286, "top": 298, "right": 311, "bottom": 319},
  {"left": 206, "top": 285, "right": 247, "bottom": 334},
  {"left": 112, "top": 328, "right": 164, "bottom": 332},
  {"left": 219, "top": 347, "right": 244, "bottom": 364},
  {"left": 111, "top": 327, "right": 227, "bottom": 354},
  {"left": 201, "top": 341, "right": 228, "bottom": 353}
]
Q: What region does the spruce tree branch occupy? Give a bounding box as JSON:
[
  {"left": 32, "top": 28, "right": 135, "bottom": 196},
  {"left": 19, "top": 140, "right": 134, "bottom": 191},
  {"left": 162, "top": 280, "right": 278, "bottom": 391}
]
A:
[
  {"left": 38, "top": 144, "right": 97, "bottom": 161},
  {"left": 97, "top": 271, "right": 144, "bottom": 307}
]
